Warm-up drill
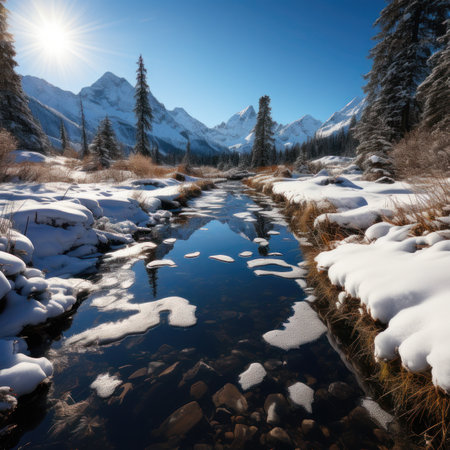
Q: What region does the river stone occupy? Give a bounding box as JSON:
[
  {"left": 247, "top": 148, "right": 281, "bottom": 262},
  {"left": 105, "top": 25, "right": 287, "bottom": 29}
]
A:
[
  {"left": 301, "top": 419, "right": 317, "bottom": 435},
  {"left": 190, "top": 381, "right": 208, "bottom": 399},
  {"left": 148, "top": 361, "right": 165, "bottom": 375},
  {"left": 179, "top": 360, "right": 221, "bottom": 388},
  {"left": 213, "top": 383, "right": 248, "bottom": 414},
  {"left": 158, "top": 401, "right": 203, "bottom": 438},
  {"left": 128, "top": 367, "right": 147, "bottom": 379},
  {"left": 267, "top": 427, "right": 292, "bottom": 446},
  {"left": 264, "top": 393, "right": 289, "bottom": 425},
  {"left": 158, "top": 361, "right": 181, "bottom": 378},
  {"left": 328, "top": 381, "right": 356, "bottom": 400},
  {"left": 231, "top": 424, "right": 252, "bottom": 448}
]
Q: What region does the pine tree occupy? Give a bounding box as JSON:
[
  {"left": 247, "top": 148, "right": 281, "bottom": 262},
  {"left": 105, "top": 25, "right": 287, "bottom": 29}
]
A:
[
  {"left": 355, "top": 0, "right": 448, "bottom": 178},
  {"left": 59, "top": 120, "right": 68, "bottom": 152},
  {"left": 89, "top": 116, "right": 120, "bottom": 168},
  {"left": 79, "top": 99, "right": 89, "bottom": 158},
  {"left": 182, "top": 139, "right": 191, "bottom": 169},
  {"left": 417, "top": 19, "right": 450, "bottom": 133},
  {"left": 251, "top": 95, "right": 275, "bottom": 167},
  {"left": 134, "top": 55, "right": 153, "bottom": 157},
  {"left": 0, "top": 0, "right": 48, "bottom": 152}
]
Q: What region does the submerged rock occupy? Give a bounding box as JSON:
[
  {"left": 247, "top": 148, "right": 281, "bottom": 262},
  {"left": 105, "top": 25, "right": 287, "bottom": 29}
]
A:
[
  {"left": 264, "top": 393, "right": 289, "bottom": 425},
  {"left": 267, "top": 427, "right": 292, "bottom": 446},
  {"left": 157, "top": 401, "right": 203, "bottom": 438},
  {"left": 190, "top": 381, "right": 208, "bottom": 400},
  {"left": 213, "top": 383, "right": 248, "bottom": 414}
]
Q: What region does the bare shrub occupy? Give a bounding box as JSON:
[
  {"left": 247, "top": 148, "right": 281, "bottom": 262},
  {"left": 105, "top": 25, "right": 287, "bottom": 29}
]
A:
[
  {"left": 0, "top": 129, "right": 17, "bottom": 181},
  {"left": 392, "top": 129, "right": 450, "bottom": 179},
  {"left": 386, "top": 176, "right": 450, "bottom": 234}
]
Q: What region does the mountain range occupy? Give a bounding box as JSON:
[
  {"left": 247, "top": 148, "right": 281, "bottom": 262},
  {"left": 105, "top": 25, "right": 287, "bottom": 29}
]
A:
[{"left": 21, "top": 72, "right": 365, "bottom": 155}]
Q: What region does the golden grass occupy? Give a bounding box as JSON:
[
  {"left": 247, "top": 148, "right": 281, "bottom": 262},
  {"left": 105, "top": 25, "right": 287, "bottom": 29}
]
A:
[
  {"left": 176, "top": 179, "right": 216, "bottom": 206},
  {"left": 112, "top": 154, "right": 173, "bottom": 178}
]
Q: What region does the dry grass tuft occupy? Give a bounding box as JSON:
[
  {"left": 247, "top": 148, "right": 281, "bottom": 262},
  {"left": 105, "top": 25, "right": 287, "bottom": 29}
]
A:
[
  {"left": 112, "top": 154, "right": 172, "bottom": 178},
  {"left": 177, "top": 179, "right": 216, "bottom": 206},
  {"left": 392, "top": 129, "right": 450, "bottom": 180},
  {"left": 385, "top": 177, "right": 450, "bottom": 235}
]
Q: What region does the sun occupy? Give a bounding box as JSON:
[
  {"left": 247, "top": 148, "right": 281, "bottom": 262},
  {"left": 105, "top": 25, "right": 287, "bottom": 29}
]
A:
[
  {"left": 36, "top": 21, "right": 70, "bottom": 58},
  {"left": 9, "top": 0, "right": 107, "bottom": 77}
]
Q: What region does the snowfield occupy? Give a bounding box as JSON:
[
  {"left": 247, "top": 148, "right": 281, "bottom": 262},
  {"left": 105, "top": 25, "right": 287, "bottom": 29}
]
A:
[
  {"left": 0, "top": 153, "right": 202, "bottom": 404},
  {"left": 250, "top": 167, "right": 450, "bottom": 392}
]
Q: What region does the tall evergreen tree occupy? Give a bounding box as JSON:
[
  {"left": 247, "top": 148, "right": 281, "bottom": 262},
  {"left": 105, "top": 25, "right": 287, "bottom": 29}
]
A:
[
  {"left": 79, "top": 99, "right": 89, "bottom": 158},
  {"left": 0, "top": 0, "right": 48, "bottom": 152},
  {"left": 355, "top": 0, "right": 448, "bottom": 178},
  {"left": 251, "top": 95, "right": 275, "bottom": 167},
  {"left": 59, "top": 120, "right": 68, "bottom": 151},
  {"left": 417, "top": 19, "right": 450, "bottom": 133},
  {"left": 134, "top": 55, "right": 153, "bottom": 157},
  {"left": 89, "top": 116, "right": 120, "bottom": 168}
]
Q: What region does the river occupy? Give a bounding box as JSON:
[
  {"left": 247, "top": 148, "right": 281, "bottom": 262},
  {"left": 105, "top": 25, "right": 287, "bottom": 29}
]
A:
[{"left": 8, "top": 182, "right": 397, "bottom": 449}]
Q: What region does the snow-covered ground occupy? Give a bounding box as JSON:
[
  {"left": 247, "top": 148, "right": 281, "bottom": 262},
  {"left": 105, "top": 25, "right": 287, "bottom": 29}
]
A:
[
  {"left": 0, "top": 152, "right": 202, "bottom": 407},
  {"left": 249, "top": 164, "right": 450, "bottom": 393}
]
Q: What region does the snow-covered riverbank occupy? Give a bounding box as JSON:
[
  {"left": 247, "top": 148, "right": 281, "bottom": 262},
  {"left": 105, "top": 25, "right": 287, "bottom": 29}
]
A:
[
  {"left": 0, "top": 152, "right": 207, "bottom": 408},
  {"left": 248, "top": 165, "right": 450, "bottom": 394}
]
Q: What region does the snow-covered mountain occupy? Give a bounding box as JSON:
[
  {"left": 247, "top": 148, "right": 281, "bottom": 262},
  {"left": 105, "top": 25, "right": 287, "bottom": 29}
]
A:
[
  {"left": 206, "top": 107, "right": 321, "bottom": 153},
  {"left": 23, "top": 73, "right": 227, "bottom": 155},
  {"left": 315, "top": 96, "right": 366, "bottom": 139},
  {"left": 22, "top": 72, "right": 324, "bottom": 155}
]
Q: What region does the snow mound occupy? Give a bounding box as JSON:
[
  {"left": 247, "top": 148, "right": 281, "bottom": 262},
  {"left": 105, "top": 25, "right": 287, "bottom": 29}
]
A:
[
  {"left": 238, "top": 363, "right": 267, "bottom": 391},
  {"left": 316, "top": 224, "right": 450, "bottom": 392},
  {"left": 263, "top": 301, "right": 327, "bottom": 350},
  {"left": 361, "top": 398, "right": 394, "bottom": 430},
  {"left": 90, "top": 373, "right": 122, "bottom": 398},
  {"left": 0, "top": 338, "right": 52, "bottom": 396},
  {"left": 104, "top": 242, "right": 157, "bottom": 261}
]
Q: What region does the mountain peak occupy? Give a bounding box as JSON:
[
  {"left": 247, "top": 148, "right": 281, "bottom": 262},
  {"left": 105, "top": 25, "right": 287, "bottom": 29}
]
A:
[
  {"left": 238, "top": 105, "right": 255, "bottom": 119},
  {"left": 91, "top": 72, "right": 131, "bottom": 89}
]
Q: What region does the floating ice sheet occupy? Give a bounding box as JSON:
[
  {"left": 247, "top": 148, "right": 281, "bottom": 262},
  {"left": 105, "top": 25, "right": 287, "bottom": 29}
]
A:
[
  {"left": 288, "top": 382, "right": 314, "bottom": 413},
  {"left": 209, "top": 255, "right": 235, "bottom": 263},
  {"left": 90, "top": 373, "right": 122, "bottom": 398},
  {"left": 146, "top": 259, "right": 177, "bottom": 269},
  {"left": 238, "top": 363, "right": 267, "bottom": 390},
  {"left": 263, "top": 301, "right": 326, "bottom": 350}
]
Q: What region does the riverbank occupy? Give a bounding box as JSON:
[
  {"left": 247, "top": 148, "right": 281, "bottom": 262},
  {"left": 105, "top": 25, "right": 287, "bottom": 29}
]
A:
[{"left": 245, "top": 167, "right": 450, "bottom": 447}]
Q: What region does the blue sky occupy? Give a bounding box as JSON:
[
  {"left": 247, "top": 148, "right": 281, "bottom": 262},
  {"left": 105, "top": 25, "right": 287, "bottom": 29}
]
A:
[{"left": 7, "top": 0, "right": 386, "bottom": 127}]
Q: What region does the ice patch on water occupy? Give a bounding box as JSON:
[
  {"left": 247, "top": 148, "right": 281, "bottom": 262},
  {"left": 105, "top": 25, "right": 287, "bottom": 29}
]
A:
[
  {"left": 267, "top": 230, "right": 280, "bottom": 235},
  {"left": 66, "top": 296, "right": 197, "bottom": 347},
  {"left": 238, "top": 363, "right": 267, "bottom": 390},
  {"left": 90, "top": 373, "right": 122, "bottom": 398},
  {"left": 162, "top": 238, "right": 176, "bottom": 245},
  {"left": 248, "top": 258, "right": 307, "bottom": 279},
  {"left": 209, "top": 255, "right": 235, "bottom": 263},
  {"left": 253, "top": 238, "right": 269, "bottom": 247},
  {"left": 263, "top": 301, "right": 326, "bottom": 350},
  {"left": 184, "top": 252, "right": 200, "bottom": 259},
  {"left": 104, "top": 242, "right": 157, "bottom": 261},
  {"left": 239, "top": 251, "right": 253, "bottom": 258},
  {"left": 361, "top": 398, "right": 394, "bottom": 430},
  {"left": 288, "top": 382, "right": 314, "bottom": 413},
  {"left": 146, "top": 259, "right": 177, "bottom": 269}
]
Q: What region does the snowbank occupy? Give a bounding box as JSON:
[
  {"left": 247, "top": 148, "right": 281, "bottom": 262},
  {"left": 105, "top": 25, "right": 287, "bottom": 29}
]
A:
[{"left": 316, "top": 224, "right": 450, "bottom": 392}]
